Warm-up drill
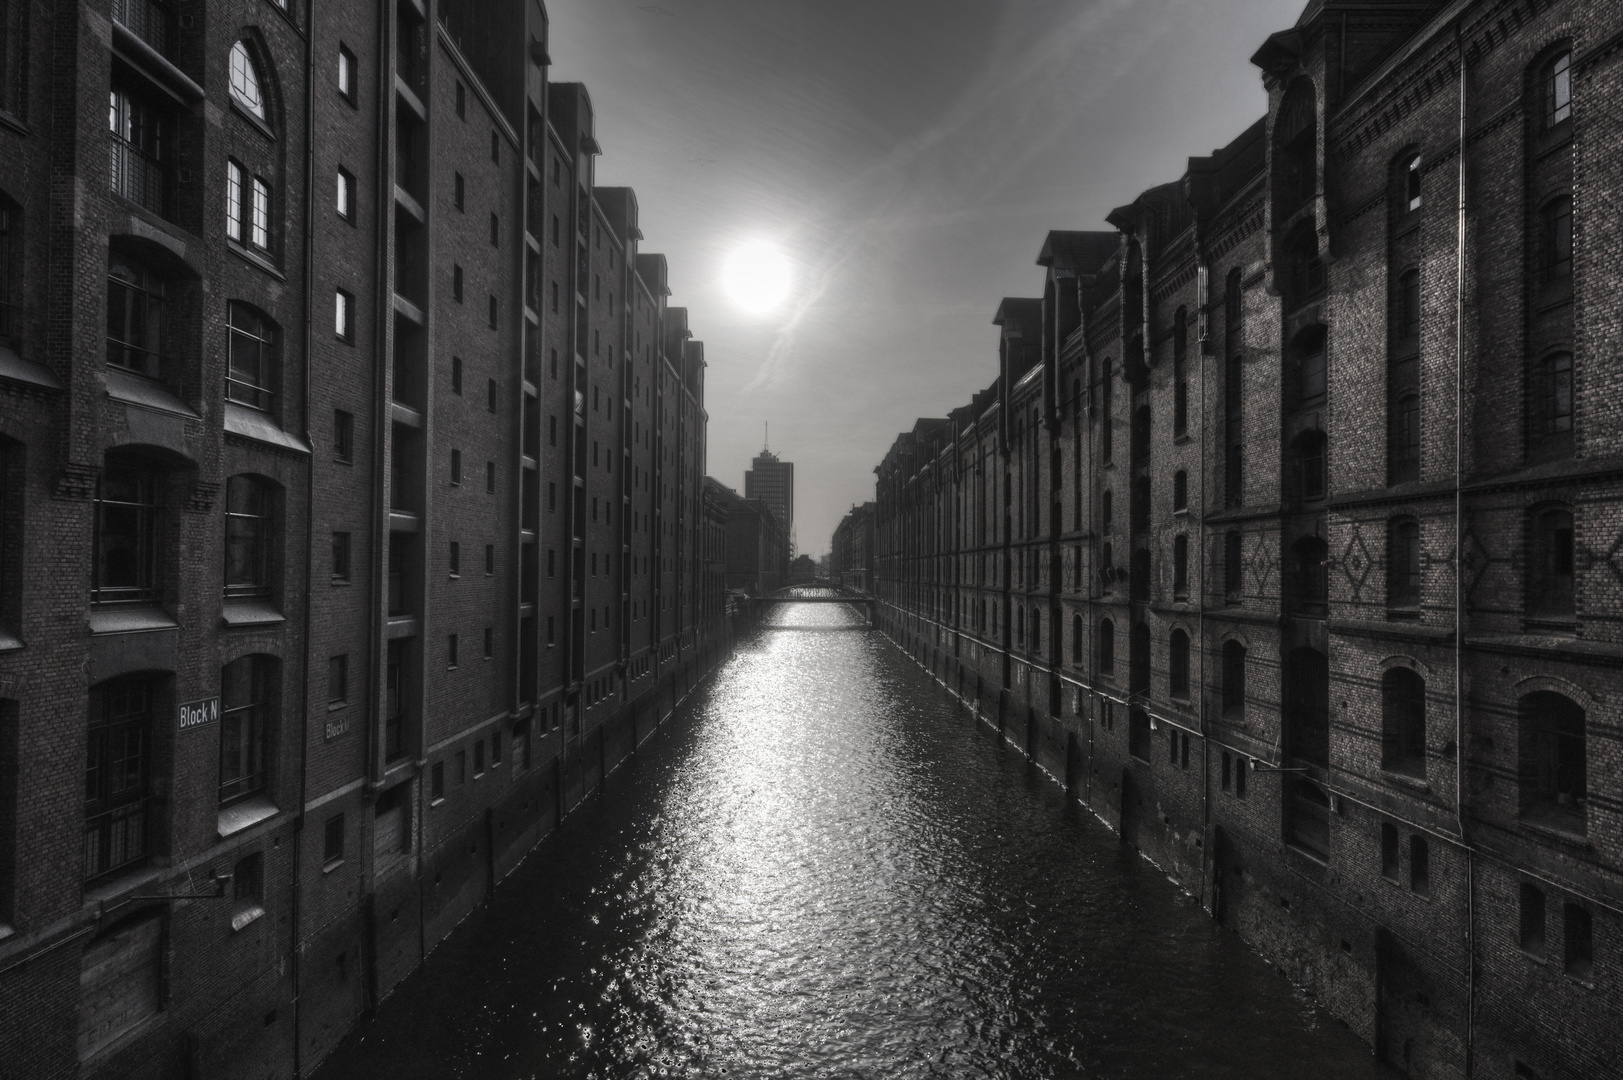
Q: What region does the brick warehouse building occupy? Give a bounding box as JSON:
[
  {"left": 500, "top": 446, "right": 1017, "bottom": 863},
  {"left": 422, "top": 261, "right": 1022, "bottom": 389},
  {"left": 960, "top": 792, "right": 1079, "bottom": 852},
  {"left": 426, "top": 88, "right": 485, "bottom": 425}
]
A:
[
  {"left": 0, "top": 0, "right": 730, "bottom": 1076},
  {"left": 869, "top": 1, "right": 1622, "bottom": 1077}
]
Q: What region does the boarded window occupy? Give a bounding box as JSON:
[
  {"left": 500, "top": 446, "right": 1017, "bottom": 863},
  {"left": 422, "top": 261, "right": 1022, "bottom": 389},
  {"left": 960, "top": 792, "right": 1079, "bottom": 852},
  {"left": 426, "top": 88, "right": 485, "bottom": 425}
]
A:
[{"left": 78, "top": 917, "right": 161, "bottom": 1059}]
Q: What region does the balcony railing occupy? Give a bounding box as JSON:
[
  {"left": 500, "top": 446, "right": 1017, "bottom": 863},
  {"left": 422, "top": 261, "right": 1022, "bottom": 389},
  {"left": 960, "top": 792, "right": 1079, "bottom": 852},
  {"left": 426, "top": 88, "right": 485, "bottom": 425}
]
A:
[
  {"left": 112, "top": 0, "right": 173, "bottom": 57},
  {"left": 110, "top": 137, "right": 167, "bottom": 215}
]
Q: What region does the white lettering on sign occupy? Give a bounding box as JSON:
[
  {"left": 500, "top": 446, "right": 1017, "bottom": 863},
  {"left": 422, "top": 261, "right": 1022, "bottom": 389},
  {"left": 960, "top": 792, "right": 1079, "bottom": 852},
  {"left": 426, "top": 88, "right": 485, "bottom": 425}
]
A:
[{"left": 178, "top": 697, "right": 220, "bottom": 731}]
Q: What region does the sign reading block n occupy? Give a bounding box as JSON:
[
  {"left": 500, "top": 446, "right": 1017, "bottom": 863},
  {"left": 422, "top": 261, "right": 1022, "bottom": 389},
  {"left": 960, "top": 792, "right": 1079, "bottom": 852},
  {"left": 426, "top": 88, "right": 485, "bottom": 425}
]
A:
[{"left": 178, "top": 697, "right": 220, "bottom": 731}]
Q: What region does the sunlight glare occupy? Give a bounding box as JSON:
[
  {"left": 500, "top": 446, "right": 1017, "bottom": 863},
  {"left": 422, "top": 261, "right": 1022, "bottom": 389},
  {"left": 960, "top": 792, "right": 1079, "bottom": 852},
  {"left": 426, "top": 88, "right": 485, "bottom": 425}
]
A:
[{"left": 722, "top": 241, "right": 792, "bottom": 314}]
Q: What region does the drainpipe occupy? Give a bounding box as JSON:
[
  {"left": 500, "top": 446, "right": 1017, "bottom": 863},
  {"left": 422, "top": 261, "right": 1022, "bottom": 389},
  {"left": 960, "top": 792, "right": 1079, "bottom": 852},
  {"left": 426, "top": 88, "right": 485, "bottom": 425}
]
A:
[
  {"left": 1194, "top": 232, "right": 1211, "bottom": 913},
  {"left": 291, "top": 0, "right": 318, "bottom": 1073},
  {"left": 1454, "top": 15, "right": 1475, "bottom": 1076}
]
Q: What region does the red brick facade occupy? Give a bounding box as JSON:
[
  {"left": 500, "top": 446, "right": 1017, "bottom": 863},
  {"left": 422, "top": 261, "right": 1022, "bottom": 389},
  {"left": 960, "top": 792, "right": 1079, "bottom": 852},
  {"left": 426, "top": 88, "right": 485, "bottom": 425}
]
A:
[
  {"left": 0, "top": 2, "right": 729, "bottom": 1077},
  {"left": 871, "top": 3, "right": 1622, "bottom": 1077}
]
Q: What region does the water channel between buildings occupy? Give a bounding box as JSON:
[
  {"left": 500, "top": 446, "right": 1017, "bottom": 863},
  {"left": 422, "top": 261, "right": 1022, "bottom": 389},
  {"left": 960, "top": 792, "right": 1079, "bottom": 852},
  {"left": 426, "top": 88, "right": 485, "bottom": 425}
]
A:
[{"left": 314, "top": 601, "right": 1386, "bottom": 1080}]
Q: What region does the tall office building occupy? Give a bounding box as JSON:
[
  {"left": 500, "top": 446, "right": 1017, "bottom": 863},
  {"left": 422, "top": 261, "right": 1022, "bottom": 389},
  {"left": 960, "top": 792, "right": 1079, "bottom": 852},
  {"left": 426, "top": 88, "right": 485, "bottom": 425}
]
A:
[{"left": 744, "top": 447, "right": 794, "bottom": 542}]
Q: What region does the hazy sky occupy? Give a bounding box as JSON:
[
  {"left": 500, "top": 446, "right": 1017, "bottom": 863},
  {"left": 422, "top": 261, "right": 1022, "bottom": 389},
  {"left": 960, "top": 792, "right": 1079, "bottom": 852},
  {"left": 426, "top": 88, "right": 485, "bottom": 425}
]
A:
[{"left": 545, "top": 0, "right": 1305, "bottom": 556}]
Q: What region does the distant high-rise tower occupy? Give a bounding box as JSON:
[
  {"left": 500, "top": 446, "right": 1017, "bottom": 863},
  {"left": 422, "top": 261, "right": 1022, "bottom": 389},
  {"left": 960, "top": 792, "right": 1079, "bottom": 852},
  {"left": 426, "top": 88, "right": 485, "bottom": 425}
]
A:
[{"left": 745, "top": 447, "right": 794, "bottom": 541}]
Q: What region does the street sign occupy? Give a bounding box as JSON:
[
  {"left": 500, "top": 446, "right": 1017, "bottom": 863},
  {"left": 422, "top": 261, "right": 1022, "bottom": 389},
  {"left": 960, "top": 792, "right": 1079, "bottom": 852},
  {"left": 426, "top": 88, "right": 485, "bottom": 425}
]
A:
[{"left": 178, "top": 697, "right": 220, "bottom": 731}]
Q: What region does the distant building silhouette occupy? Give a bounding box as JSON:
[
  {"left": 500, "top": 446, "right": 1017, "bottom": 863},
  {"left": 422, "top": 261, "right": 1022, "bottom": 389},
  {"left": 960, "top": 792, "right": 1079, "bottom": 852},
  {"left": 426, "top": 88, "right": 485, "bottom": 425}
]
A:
[{"left": 744, "top": 448, "right": 794, "bottom": 543}]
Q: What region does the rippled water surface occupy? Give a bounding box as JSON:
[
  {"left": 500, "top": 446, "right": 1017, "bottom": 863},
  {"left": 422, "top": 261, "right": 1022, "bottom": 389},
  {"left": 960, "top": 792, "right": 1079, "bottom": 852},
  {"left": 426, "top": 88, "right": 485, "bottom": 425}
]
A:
[{"left": 317, "top": 602, "right": 1383, "bottom": 1079}]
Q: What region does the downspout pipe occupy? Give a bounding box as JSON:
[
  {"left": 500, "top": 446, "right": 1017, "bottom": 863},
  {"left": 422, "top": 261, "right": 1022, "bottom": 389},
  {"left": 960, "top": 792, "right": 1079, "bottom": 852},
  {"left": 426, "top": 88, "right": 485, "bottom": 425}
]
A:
[
  {"left": 291, "top": 1, "right": 318, "bottom": 1073},
  {"left": 1454, "top": 14, "right": 1475, "bottom": 1076}
]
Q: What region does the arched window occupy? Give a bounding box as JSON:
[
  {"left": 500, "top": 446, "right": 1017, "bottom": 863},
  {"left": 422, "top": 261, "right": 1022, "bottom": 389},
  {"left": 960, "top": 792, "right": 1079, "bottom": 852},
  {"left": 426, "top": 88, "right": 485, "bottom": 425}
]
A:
[
  {"left": 1225, "top": 353, "right": 1243, "bottom": 507},
  {"left": 1527, "top": 505, "right": 1575, "bottom": 620},
  {"left": 94, "top": 455, "right": 163, "bottom": 606},
  {"left": 1382, "top": 668, "right": 1426, "bottom": 776},
  {"left": 1275, "top": 80, "right": 1317, "bottom": 215},
  {"left": 1519, "top": 691, "right": 1585, "bottom": 825},
  {"left": 1099, "top": 362, "right": 1113, "bottom": 463},
  {"left": 1291, "top": 535, "right": 1328, "bottom": 614},
  {"left": 1290, "top": 327, "right": 1328, "bottom": 411},
  {"left": 1288, "top": 430, "right": 1327, "bottom": 504},
  {"left": 1544, "top": 51, "right": 1572, "bottom": 128},
  {"left": 1224, "top": 531, "right": 1243, "bottom": 599},
  {"left": 1285, "top": 647, "right": 1329, "bottom": 767},
  {"left": 229, "top": 41, "right": 268, "bottom": 121},
  {"left": 85, "top": 674, "right": 162, "bottom": 879},
  {"left": 1172, "top": 534, "right": 1188, "bottom": 598},
  {"left": 1402, "top": 153, "right": 1423, "bottom": 213},
  {"left": 106, "top": 257, "right": 165, "bottom": 379},
  {"left": 1396, "top": 268, "right": 1421, "bottom": 341},
  {"left": 225, "top": 475, "right": 275, "bottom": 600},
  {"left": 1099, "top": 542, "right": 1114, "bottom": 585},
  {"left": 1098, "top": 618, "right": 1115, "bottom": 676},
  {"left": 1131, "top": 475, "right": 1150, "bottom": 532},
  {"left": 1387, "top": 517, "right": 1421, "bottom": 611},
  {"left": 1530, "top": 351, "right": 1573, "bottom": 459},
  {"left": 227, "top": 303, "right": 278, "bottom": 412},
  {"left": 1072, "top": 614, "right": 1083, "bottom": 664},
  {"left": 1388, "top": 389, "right": 1420, "bottom": 485},
  {"left": 1173, "top": 470, "right": 1187, "bottom": 512},
  {"left": 1287, "top": 778, "right": 1330, "bottom": 860},
  {"left": 220, "top": 655, "right": 276, "bottom": 807},
  {"left": 1221, "top": 640, "right": 1246, "bottom": 716},
  {"left": 1169, "top": 629, "right": 1190, "bottom": 698}
]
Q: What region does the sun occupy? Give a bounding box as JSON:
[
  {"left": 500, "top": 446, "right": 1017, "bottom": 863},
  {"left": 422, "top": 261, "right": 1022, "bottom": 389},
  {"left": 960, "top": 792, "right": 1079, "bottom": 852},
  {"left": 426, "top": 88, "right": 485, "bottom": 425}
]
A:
[{"left": 722, "top": 241, "right": 792, "bottom": 314}]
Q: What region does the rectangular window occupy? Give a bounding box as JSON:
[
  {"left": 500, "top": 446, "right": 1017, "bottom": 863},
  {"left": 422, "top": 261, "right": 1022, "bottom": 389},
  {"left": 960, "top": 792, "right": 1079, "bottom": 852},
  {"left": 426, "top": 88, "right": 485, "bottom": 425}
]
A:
[
  {"left": 1564, "top": 903, "right": 1592, "bottom": 979},
  {"left": 454, "top": 172, "right": 464, "bottom": 211},
  {"left": 94, "top": 462, "right": 161, "bottom": 605},
  {"left": 455, "top": 80, "right": 465, "bottom": 119},
  {"left": 453, "top": 264, "right": 463, "bottom": 302},
  {"left": 327, "top": 655, "right": 347, "bottom": 705},
  {"left": 1409, "top": 835, "right": 1429, "bottom": 895},
  {"left": 483, "top": 627, "right": 493, "bottom": 659},
  {"left": 484, "top": 543, "right": 494, "bottom": 575},
  {"left": 451, "top": 355, "right": 463, "bottom": 394},
  {"left": 109, "top": 85, "right": 169, "bottom": 216},
  {"left": 331, "top": 532, "right": 350, "bottom": 582},
  {"left": 450, "top": 449, "right": 461, "bottom": 485},
  {"left": 1173, "top": 534, "right": 1188, "bottom": 598},
  {"left": 335, "top": 289, "right": 353, "bottom": 341},
  {"left": 490, "top": 212, "right": 499, "bottom": 247},
  {"left": 250, "top": 177, "right": 271, "bottom": 250},
  {"left": 474, "top": 739, "right": 485, "bottom": 776},
  {"left": 1519, "top": 883, "right": 1546, "bottom": 957},
  {"left": 334, "top": 409, "right": 354, "bottom": 462},
  {"left": 219, "top": 656, "right": 271, "bottom": 808},
  {"left": 84, "top": 678, "right": 155, "bottom": 879},
  {"left": 337, "top": 44, "right": 357, "bottom": 102},
  {"left": 336, "top": 166, "right": 354, "bottom": 221},
  {"left": 323, "top": 813, "right": 344, "bottom": 866},
  {"left": 232, "top": 852, "right": 264, "bottom": 925},
  {"left": 488, "top": 378, "right": 497, "bottom": 412},
  {"left": 1221, "top": 751, "right": 1232, "bottom": 792},
  {"left": 455, "top": 750, "right": 466, "bottom": 784},
  {"left": 489, "top": 296, "right": 498, "bottom": 328},
  {"left": 448, "top": 541, "right": 460, "bottom": 576},
  {"left": 227, "top": 160, "right": 245, "bottom": 241},
  {"left": 491, "top": 730, "right": 502, "bottom": 765},
  {"left": 486, "top": 461, "right": 496, "bottom": 493},
  {"left": 1381, "top": 823, "right": 1399, "bottom": 880},
  {"left": 430, "top": 761, "right": 444, "bottom": 800},
  {"left": 490, "top": 130, "right": 499, "bottom": 163},
  {"left": 546, "top": 616, "right": 555, "bottom": 645},
  {"left": 448, "top": 633, "right": 458, "bottom": 668}
]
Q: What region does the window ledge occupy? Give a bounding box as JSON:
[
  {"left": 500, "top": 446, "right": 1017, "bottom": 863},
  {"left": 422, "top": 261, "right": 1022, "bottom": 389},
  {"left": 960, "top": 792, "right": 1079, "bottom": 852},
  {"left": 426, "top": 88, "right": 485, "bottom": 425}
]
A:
[
  {"left": 228, "top": 97, "right": 276, "bottom": 141},
  {"left": 221, "top": 600, "right": 284, "bottom": 627},
  {"left": 224, "top": 402, "right": 310, "bottom": 454},
  {"left": 230, "top": 905, "right": 266, "bottom": 932},
  {"left": 0, "top": 627, "right": 21, "bottom": 653},
  {"left": 106, "top": 366, "right": 199, "bottom": 419},
  {"left": 226, "top": 239, "right": 285, "bottom": 280},
  {"left": 322, "top": 858, "right": 344, "bottom": 875},
  {"left": 89, "top": 606, "right": 177, "bottom": 635},
  {"left": 1518, "top": 805, "right": 1589, "bottom": 847},
  {"left": 1380, "top": 768, "right": 1430, "bottom": 794},
  {"left": 0, "top": 343, "right": 62, "bottom": 392},
  {"left": 217, "top": 795, "right": 279, "bottom": 838}
]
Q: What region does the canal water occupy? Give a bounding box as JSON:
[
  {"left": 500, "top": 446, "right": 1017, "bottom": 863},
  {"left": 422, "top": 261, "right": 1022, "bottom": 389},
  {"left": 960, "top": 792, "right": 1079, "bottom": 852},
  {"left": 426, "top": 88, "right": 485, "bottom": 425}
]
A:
[{"left": 315, "top": 601, "right": 1384, "bottom": 1080}]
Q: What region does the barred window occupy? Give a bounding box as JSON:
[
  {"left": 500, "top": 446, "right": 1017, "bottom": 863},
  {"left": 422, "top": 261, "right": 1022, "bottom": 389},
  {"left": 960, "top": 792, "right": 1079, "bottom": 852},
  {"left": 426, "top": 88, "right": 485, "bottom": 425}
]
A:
[
  {"left": 224, "top": 475, "right": 274, "bottom": 599},
  {"left": 227, "top": 303, "right": 277, "bottom": 412},
  {"left": 219, "top": 655, "right": 274, "bottom": 807},
  {"left": 1545, "top": 52, "right": 1571, "bottom": 127},
  {"left": 229, "top": 41, "right": 267, "bottom": 121}
]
